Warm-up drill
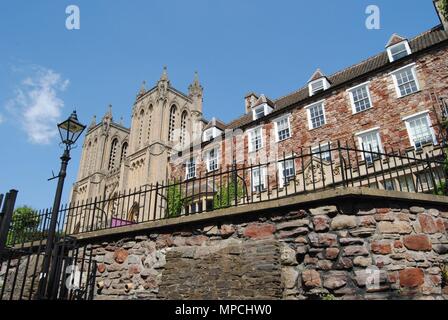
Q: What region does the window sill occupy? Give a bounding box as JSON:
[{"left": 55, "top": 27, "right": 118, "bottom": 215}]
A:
[
  {"left": 308, "top": 125, "right": 327, "bottom": 132},
  {"left": 351, "top": 106, "right": 373, "bottom": 116},
  {"left": 397, "top": 89, "right": 421, "bottom": 100},
  {"left": 249, "top": 148, "right": 264, "bottom": 154},
  {"left": 277, "top": 136, "right": 292, "bottom": 143}
]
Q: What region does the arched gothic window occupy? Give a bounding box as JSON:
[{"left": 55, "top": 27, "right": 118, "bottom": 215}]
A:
[
  {"left": 168, "top": 105, "right": 177, "bottom": 142},
  {"left": 109, "top": 138, "right": 119, "bottom": 170},
  {"left": 147, "top": 106, "right": 153, "bottom": 142},
  {"left": 90, "top": 139, "right": 98, "bottom": 173},
  {"left": 138, "top": 109, "right": 145, "bottom": 147},
  {"left": 120, "top": 142, "right": 128, "bottom": 165},
  {"left": 180, "top": 111, "right": 188, "bottom": 146},
  {"left": 85, "top": 141, "right": 92, "bottom": 176}
]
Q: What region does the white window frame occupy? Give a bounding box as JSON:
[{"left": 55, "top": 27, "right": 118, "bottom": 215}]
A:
[
  {"left": 251, "top": 166, "right": 267, "bottom": 192},
  {"left": 347, "top": 82, "right": 373, "bottom": 114},
  {"left": 273, "top": 114, "right": 292, "bottom": 142},
  {"left": 308, "top": 78, "right": 330, "bottom": 96},
  {"left": 402, "top": 111, "right": 437, "bottom": 149},
  {"left": 247, "top": 126, "right": 264, "bottom": 153},
  {"left": 252, "top": 103, "right": 273, "bottom": 121},
  {"left": 202, "top": 127, "right": 222, "bottom": 142},
  {"left": 387, "top": 41, "right": 412, "bottom": 62},
  {"left": 305, "top": 100, "right": 327, "bottom": 130},
  {"left": 311, "top": 143, "right": 332, "bottom": 162},
  {"left": 185, "top": 158, "right": 196, "bottom": 180},
  {"left": 205, "top": 147, "right": 219, "bottom": 172},
  {"left": 390, "top": 63, "right": 420, "bottom": 98},
  {"left": 355, "top": 127, "right": 383, "bottom": 162},
  {"left": 277, "top": 158, "right": 295, "bottom": 187}
]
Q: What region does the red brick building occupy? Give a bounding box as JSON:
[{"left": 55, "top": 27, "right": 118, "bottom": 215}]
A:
[{"left": 167, "top": 4, "right": 448, "bottom": 213}]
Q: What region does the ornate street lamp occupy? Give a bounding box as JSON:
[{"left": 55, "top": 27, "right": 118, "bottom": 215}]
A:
[
  {"left": 57, "top": 111, "right": 86, "bottom": 147},
  {"left": 37, "top": 111, "right": 86, "bottom": 300}
]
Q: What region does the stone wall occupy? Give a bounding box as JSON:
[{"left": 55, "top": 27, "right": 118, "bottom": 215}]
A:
[
  {"left": 2, "top": 191, "right": 448, "bottom": 300},
  {"left": 86, "top": 194, "right": 448, "bottom": 300}
]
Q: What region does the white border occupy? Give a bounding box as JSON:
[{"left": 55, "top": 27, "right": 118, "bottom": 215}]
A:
[
  {"left": 308, "top": 78, "right": 330, "bottom": 96},
  {"left": 185, "top": 157, "right": 197, "bottom": 180},
  {"left": 304, "top": 100, "right": 327, "bottom": 130},
  {"left": 355, "top": 127, "right": 383, "bottom": 161},
  {"left": 273, "top": 114, "right": 292, "bottom": 142},
  {"left": 347, "top": 81, "right": 373, "bottom": 114},
  {"left": 387, "top": 40, "right": 412, "bottom": 63},
  {"left": 403, "top": 111, "right": 437, "bottom": 149},
  {"left": 247, "top": 125, "right": 264, "bottom": 153},
  {"left": 251, "top": 165, "right": 267, "bottom": 192},
  {"left": 311, "top": 142, "right": 332, "bottom": 161},
  {"left": 390, "top": 63, "right": 420, "bottom": 98},
  {"left": 277, "top": 158, "right": 295, "bottom": 187},
  {"left": 205, "top": 147, "right": 220, "bottom": 172}
]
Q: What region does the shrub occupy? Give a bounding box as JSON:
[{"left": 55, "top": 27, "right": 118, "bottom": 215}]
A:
[
  {"left": 166, "top": 185, "right": 183, "bottom": 218},
  {"left": 213, "top": 178, "right": 245, "bottom": 210}
]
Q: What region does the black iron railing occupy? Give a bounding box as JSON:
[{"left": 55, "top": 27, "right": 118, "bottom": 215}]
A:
[
  {"left": 2, "top": 142, "right": 447, "bottom": 245},
  {"left": 0, "top": 236, "right": 97, "bottom": 301}
]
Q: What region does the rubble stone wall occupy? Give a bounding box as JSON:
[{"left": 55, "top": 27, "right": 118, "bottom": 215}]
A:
[
  {"left": 2, "top": 193, "right": 448, "bottom": 300},
  {"left": 86, "top": 195, "right": 448, "bottom": 300}
]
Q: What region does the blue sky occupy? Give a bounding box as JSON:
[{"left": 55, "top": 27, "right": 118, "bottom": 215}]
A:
[{"left": 0, "top": 0, "right": 441, "bottom": 209}]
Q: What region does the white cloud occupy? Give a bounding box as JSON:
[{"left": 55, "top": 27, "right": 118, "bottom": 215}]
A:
[
  {"left": 0, "top": 114, "right": 4, "bottom": 124},
  {"left": 6, "top": 66, "right": 70, "bottom": 144}
]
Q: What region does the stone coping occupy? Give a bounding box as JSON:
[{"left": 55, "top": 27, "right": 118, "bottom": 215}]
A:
[
  {"left": 70, "top": 187, "right": 448, "bottom": 243},
  {"left": 12, "top": 187, "right": 448, "bottom": 249}
]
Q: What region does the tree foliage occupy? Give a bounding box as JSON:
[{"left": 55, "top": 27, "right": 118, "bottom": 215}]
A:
[
  {"left": 438, "top": 0, "right": 448, "bottom": 21},
  {"left": 8, "top": 206, "right": 41, "bottom": 245}
]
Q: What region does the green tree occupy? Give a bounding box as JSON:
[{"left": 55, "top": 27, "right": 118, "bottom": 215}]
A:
[
  {"left": 166, "top": 185, "right": 183, "bottom": 218},
  {"left": 213, "top": 178, "right": 246, "bottom": 210},
  {"left": 440, "top": 0, "right": 448, "bottom": 21},
  {"left": 8, "top": 206, "right": 41, "bottom": 245}
]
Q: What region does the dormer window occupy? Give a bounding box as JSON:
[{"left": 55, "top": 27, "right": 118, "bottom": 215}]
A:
[
  {"left": 253, "top": 106, "right": 266, "bottom": 120},
  {"left": 202, "top": 127, "right": 223, "bottom": 142},
  {"left": 309, "top": 78, "right": 330, "bottom": 96},
  {"left": 387, "top": 41, "right": 411, "bottom": 62},
  {"left": 252, "top": 104, "right": 273, "bottom": 121},
  {"left": 204, "top": 130, "right": 214, "bottom": 141},
  {"left": 251, "top": 95, "right": 274, "bottom": 120}
]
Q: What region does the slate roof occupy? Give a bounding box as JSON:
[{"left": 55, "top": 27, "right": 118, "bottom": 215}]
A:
[{"left": 226, "top": 26, "right": 448, "bottom": 130}]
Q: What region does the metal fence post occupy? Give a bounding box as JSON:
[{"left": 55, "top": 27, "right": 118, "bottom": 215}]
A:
[
  {"left": 0, "top": 193, "right": 5, "bottom": 232},
  {"left": 0, "top": 190, "right": 18, "bottom": 254}
]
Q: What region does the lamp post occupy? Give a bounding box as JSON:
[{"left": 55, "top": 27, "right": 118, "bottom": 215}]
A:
[{"left": 36, "top": 111, "right": 86, "bottom": 300}]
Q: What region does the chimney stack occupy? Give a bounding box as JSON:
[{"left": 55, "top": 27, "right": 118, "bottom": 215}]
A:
[
  {"left": 244, "top": 92, "right": 259, "bottom": 114},
  {"left": 434, "top": 0, "right": 448, "bottom": 30}
]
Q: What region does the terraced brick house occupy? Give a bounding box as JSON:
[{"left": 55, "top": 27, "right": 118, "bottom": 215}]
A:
[{"left": 68, "top": 1, "right": 448, "bottom": 232}]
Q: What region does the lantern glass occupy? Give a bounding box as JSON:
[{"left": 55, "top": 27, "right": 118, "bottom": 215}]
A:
[{"left": 57, "top": 111, "right": 86, "bottom": 146}]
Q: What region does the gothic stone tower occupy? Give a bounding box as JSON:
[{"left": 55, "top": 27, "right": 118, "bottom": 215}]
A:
[
  {"left": 70, "top": 67, "right": 204, "bottom": 208},
  {"left": 70, "top": 105, "right": 130, "bottom": 206},
  {"left": 126, "top": 67, "right": 204, "bottom": 191}
]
